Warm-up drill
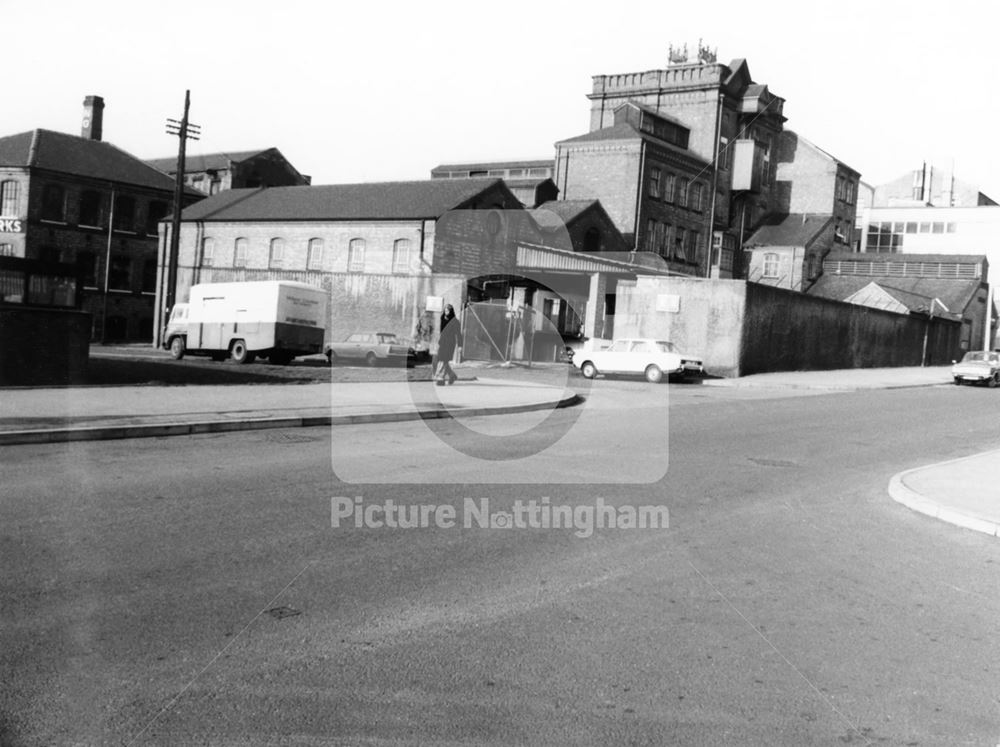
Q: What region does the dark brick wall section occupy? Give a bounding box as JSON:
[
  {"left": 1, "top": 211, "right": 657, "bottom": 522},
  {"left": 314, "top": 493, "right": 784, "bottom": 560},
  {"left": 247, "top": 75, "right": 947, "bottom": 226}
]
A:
[{"left": 0, "top": 308, "right": 90, "bottom": 385}]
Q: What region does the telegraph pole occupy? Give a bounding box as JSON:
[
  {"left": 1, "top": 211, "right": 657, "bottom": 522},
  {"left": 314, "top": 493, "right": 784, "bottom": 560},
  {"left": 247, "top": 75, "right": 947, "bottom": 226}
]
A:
[{"left": 164, "top": 90, "right": 200, "bottom": 323}]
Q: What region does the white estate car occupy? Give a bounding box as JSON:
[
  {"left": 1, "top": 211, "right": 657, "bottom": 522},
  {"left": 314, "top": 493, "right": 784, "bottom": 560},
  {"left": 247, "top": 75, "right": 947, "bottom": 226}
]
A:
[{"left": 573, "top": 338, "right": 704, "bottom": 383}]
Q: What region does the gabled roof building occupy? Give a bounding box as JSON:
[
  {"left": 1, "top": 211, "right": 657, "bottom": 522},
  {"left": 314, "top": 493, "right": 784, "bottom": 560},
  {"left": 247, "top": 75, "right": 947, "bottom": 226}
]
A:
[
  {"left": 0, "top": 96, "right": 203, "bottom": 341},
  {"left": 146, "top": 147, "right": 311, "bottom": 196},
  {"left": 807, "top": 251, "right": 990, "bottom": 351}
]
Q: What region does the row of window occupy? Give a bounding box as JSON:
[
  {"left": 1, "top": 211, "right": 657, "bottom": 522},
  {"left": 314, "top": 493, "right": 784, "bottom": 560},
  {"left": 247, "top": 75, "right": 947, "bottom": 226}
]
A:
[
  {"left": 648, "top": 169, "right": 705, "bottom": 211},
  {"left": 200, "top": 236, "right": 414, "bottom": 273},
  {"left": 2, "top": 180, "right": 170, "bottom": 235},
  {"left": 644, "top": 218, "right": 701, "bottom": 263},
  {"left": 76, "top": 252, "right": 157, "bottom": 293},
  {"left": 865, "top": 220, "right": 957, "bottom": 252}
]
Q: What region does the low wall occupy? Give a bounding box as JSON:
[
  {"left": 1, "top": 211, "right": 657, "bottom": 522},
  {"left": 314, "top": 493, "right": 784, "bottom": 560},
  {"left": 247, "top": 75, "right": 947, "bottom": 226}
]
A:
[
  {"left": 0, "top": 307, "right": 91, "bottom": 385},
  {"left": 614, "top": 277, "right": 962, "bottom": 377},
  {"left": 614, "top": 277, "right": 746, "bottom": 376}
]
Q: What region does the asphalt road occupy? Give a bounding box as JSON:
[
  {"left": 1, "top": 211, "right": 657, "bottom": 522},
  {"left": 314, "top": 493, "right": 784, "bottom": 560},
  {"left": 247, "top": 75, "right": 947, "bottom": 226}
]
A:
[{"left": 2, "top": 382, "right": 1000, "bottom": 745}]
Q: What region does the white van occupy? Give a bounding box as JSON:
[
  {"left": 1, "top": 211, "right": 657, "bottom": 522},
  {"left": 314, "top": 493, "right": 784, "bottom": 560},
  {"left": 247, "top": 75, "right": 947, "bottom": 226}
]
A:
[{"left": 163, "top": 281, "right": 327, "bottom": 365}]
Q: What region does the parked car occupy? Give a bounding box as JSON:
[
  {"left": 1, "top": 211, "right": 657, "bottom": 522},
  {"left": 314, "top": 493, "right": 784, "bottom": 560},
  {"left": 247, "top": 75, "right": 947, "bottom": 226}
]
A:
[
  {"left": 325, "top": 332, "right": 416, "bottom": 367},
  {"left": 573, "top": 338, "right": 704, "bottom": 383},
  {"left": 952, "top": 350, "right": 1000, "bottom": 386}
]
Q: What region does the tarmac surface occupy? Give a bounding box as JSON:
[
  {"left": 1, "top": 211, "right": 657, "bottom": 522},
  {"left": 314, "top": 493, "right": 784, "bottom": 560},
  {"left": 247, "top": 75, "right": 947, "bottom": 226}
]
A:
[{"left": 2, "top": 357, "right": 996, "bottom": 540}]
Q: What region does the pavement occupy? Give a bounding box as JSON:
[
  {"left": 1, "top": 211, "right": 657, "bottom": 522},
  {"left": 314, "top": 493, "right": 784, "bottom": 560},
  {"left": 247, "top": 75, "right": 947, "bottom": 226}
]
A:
[{"left": 2, "top": 359, "right": 997, "bottom": 540}]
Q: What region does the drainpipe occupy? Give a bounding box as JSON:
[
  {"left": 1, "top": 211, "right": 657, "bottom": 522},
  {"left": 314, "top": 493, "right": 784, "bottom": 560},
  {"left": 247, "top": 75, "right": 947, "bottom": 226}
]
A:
[
  {"left": 706, "top": 90, "right": 724, "bottom": 277},
  {"left": 101, "top": 187, "right": 116, "bottom": 343},
  {"left": 633, "top": 140, "right": 647, "bottom": 251}
]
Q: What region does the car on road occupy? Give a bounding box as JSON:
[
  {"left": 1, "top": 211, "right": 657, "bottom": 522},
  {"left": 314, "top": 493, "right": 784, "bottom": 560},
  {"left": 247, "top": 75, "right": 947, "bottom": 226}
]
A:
[
  {"left": 573, "top": 337, "right": 704, "bottom": 383},
  {"left": 951, "top": 350, "right": 1000, "bottom": 386},
  {"left": 325, "top": 332, "right": 417, "bottom": 367}
]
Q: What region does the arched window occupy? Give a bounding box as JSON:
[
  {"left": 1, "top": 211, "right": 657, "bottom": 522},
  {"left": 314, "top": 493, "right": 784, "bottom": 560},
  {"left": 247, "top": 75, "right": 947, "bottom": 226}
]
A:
[
  {"left": 392, "top": 238, "right": 411, "bottom": 273},
  {"left": 201, "top": 238, "right": 215, "bottom": 267},
  {"left": 762, "top": 252, "right": 780, "bottom": 278},
  {"left": 0, "top": 180, "right": 20, "bottom": 216},
  {"left": 269, "top": 238, "right": 285, "bottom": 268},
  {"left": 307, "top": 238, "right": 324, "bottom": 270},
  {"left": 234, "top": 237, "right": 248, "bottom": 267},
  {"left": 348, "top": 238, "right": 365, "bottom": 272}
]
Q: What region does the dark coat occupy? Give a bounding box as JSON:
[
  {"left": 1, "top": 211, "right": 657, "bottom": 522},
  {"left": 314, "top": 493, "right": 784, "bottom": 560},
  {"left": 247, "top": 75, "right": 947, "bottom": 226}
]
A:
[{"left": 437, "top": 312, "right": 461, "bottom": 360}]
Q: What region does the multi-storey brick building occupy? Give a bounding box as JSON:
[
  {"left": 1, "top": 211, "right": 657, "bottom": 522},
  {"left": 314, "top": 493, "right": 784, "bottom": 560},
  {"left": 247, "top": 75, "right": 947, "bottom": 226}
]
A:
[
  {"left": 0, "top": 96, "right": 202, "bottom": 341},
  {"left": 587, "top": 48, "right": 787, "bottom": 278},
  {"left": 554, "top": 101, "right": 712, "bottom": 277},
  {"left": 743, "top": 132, "right": 861, "bottom": 289}
]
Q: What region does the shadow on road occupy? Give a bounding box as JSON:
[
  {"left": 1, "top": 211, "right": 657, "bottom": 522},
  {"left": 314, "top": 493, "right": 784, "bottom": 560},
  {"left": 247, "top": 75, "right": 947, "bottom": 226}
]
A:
[{"left": 84, "top": 356, "right": 319, "bottom": 386}]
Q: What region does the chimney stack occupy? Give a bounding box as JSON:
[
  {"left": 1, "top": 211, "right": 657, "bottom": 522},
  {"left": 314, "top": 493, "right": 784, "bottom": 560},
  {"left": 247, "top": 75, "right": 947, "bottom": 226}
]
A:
[{"left": 81, "top": 95, "right": 104, "bottom": 141}]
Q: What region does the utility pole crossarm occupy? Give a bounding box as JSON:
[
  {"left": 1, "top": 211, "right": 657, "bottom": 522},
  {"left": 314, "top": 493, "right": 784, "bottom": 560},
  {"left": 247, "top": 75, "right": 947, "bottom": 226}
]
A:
[{"left": 163, "top": 90, "right": 201, "bottom": 322}]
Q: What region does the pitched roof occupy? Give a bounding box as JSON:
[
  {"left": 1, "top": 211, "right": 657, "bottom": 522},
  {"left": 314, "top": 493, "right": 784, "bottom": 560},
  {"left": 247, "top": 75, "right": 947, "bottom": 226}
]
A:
[
  {"left": 807, "top": 274, "right": 982, "bottom": 316},
  {"left": 745, "top": 214, "right": 832, "bottom": 248},
  {"left": 145, "top": 148, "right": 271, "bottom": 174},
  {"left": 557, "top": 122, "right": 709, "bottom": 165},
  {"left": 179, "top": 178, "right": 510, "bottom": 222},
  {"left": 0, "top": 129, "right": 180, "bottom": 192},
  {"left": 531, "top": 200, "right": 601, "bottom": 230},
  {"left": 614, "top": 100, "right": 688, "bottom": 129}
]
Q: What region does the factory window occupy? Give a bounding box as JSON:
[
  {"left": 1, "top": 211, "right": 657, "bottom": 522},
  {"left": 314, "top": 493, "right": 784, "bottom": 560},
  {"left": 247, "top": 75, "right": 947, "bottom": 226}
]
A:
[
  {"left": 663, "top": 173, "right": 676, "bottom": 202},
  {"left": 77, "top": 251, "right": 97, "bottom": 287},
  {"left": 113, "top": 195, "right": 136, "bottom": 232},
  {"left": 269, "top": 238, "right": 285, "bottom": 268},
  {"left": 690, "top": 183, "right": 704, "bottom": 212},
  {"left": 649, "top": 168, "right": 661, "bottom": 198},
  {"left": 348, "top": 238, "right": 365, "bottom": 272},
  {"left": 0, "top": 243, "right": 13, "bottom": 257},
  {"left": 108, "top": 256, "right": 132, "bottom": 290},
  {"left": 762, "top": 252, "right": 780, "bottom": 278},
  {"left": 392, "top": 238, "right": 411, "bottom": 273},
  {"left": 79, "top": 190, "right": 103, "bottom": 227},
  {"left": 41, "top": 184, "right": 66, "bottom": 221},
  {"left": 201, "top": 238, "right": 215, "bottom": 267},
  {"left": 307, "top": 238, "right": 324, "bottom": 270},
  {"left": 234, "top": 237, "right": 248, "bottom": 267},
  {"left": 677, "top": 178, "right": 689, "bottom": 208},
  {"left": 0, "top": 181, "right": 20, "bottom": 216}
]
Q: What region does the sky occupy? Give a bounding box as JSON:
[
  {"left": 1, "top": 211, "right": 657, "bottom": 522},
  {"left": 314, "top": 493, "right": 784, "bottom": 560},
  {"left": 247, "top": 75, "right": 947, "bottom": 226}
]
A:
[{"left": 5, "top": 0, "right": 1000, "bottom": 198}]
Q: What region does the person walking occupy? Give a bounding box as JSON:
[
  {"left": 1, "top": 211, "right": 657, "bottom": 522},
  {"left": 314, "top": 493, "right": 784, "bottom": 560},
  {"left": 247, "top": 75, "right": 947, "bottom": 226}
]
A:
[{"left": 435, "top": 304, "right": 461, "bottom": 386}]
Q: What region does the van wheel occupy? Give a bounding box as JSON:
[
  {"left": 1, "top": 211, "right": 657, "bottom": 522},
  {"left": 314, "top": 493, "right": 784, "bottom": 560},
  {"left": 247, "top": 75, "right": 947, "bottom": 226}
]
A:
[
  {"left": 231, "top": 339, "right": 255, "bottom": 364},
  {"left": 169, "top": 336, "right": 186, "bottom": 360},
  {"left": 271, "top": 351, "right": 293, "bottom": 366}
]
